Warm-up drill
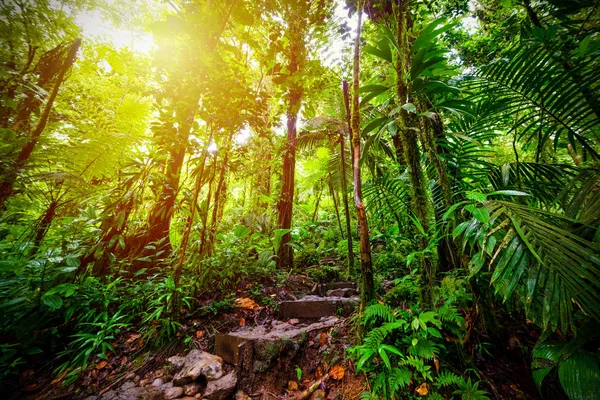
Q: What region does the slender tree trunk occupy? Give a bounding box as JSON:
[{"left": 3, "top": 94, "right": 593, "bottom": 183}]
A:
[
  {"left": 395, "top": 5, "right": 435, "bottom": 309},
  {"left": 341, "top": 80, "right": 355, "bottom": 273},
  {"left": 174, "top": 127, "right": 214, "bottom": 286},
  {"left": 276, "top": 87, "right": 302, "bottom": 269},
  {"left": 199, "top": 155, "right": 218, "bottom": 257},
  {"left": 146, "top": 93, "right": 201, "bottom": 253},
  {"left": 351, "top": 10, "right": 375, "bottom": 305},
  {"left": 312, "top": 181, "right": 323, "bottom": 222},
  {"left": 0, "top": 39, "right": 81, "bottom": 210},
  {"left": 206, "top": 132, "right": 234, "bottom": 255},
  {"left": 328, "top": 173, "right": 344, "bottom": 238},
  {"left": 30, "top": 201, "right": 58, "bottom": 256}
]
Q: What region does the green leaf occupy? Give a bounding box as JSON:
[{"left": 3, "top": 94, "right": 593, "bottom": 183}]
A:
[
  {"left": 378, "top": 347, "right": 392, "bottom": 370},
  {"left": 42, "top": 294, "right": 63, "bottom": 310},
  {"left": 558, "top": 352, "right": 600, "bottom": 400}
]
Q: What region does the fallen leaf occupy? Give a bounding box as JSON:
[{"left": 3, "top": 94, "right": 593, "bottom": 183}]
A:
[
  {"left": 433, "top": 358, "right": 439, "bottom": 373},
  {"left": 96, "top": 361, "right": 108, "bottom": 370},
  {"left": 24, "top": 383, "right": 40, "bottom": 392},
  {"left": 234, "top": 298, "right": 262, "bottom": 311},
  {"left": 20, "top": 369, "right": 35, "bottom": 379},
  {"left": 240, "top": 317, "right": 246, "bottom": 327},
  {"left": 125, "top": 333, "right": 141, "bottom": 343},
  {"left": 287, "top": 380, "right": 299, "bottom": 391},
  {"left": 316, "top": 365, "right": 323, "bottom": 378},
  {"left": 319, "top": 332, "right": 327, "bottom": 346},
  {"left": 120, "top": 356, "right": 128, "bottom": 365},
  {"left": 51, "top": 368, "right": 68, "bottom": 384},
  {"left": 330, "top": 365, "right": 345, "bottom": 380},
  {"left": 195, "top": 330, "right": 204, "bottom": 338},
  {"left": 416, "top": 383, "right": 428, "bottom": 396}
]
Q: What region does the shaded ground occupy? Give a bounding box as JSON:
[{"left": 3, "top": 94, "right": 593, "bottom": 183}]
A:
[{"left": 9, "top": 270, "right": 563, "bottom": 400}]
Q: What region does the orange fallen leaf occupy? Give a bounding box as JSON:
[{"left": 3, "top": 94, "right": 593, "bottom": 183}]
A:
[
  {"left": 195, "top": 330, "right": 204, "bottom": 338},
  {"left": 330, "top": 365, "right": 345, "bottom": 380},
  {"left": 316, "top": 365, "right": 324, "bottom": 378},
  {"left": 416, "top": 383, "right": 428, "bottom": 396},
  {"left": 24, "top": 383, "right": 40, "bottom": 392},
  {"left": 433, "top": 358, "right": 439, "bottom": 373},
  {"left": 240, "top": 318, "right": 246, "bottom": 327},
  {"left": 234, "top": 298, "right": 262, "bottom": 311},
  {"left": 125, "top": 333, "right": 141, "bottom": 343},
  {"left": 319, "top": 332, "right": 327, "bottom": 346},
  {"left": 96, "top": 361, "right": 108, "bottom": 370},
  {"left": 51, "top": 369, "right": 68, "bottom": 384},
  {"left": 120, "top": 356, "right": 128, "bottom": 365}
]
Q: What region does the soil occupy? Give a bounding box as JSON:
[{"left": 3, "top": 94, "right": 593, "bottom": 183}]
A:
[{"left": 8, "top": 270, "right": 562, "bottom": 400}]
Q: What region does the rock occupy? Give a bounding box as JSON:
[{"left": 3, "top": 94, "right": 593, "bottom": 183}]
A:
[
  {"left": 121, "top": 381, "right": 136, "bottom": 390},
  {"left": 327, "top": 281, "right": 357, "bottom": 290},
  {"left": 215, "top": 317, "right": 340, "bottom": 371},
  {"left": 280, "top": 296, "right": 358, "bottom": 319},
  {"left": 288, "top": 318, "right": 300, "bottom": 325},
  {"left": 160, "top": 382, "right": 173, "bottom": 392},
  {"left": 326, "top": 288, "right": 359, "bottom": 298},
  {"left": 287, "top": 381, "right": 298, "bottom": 391},
  {"left": 169, "top": 350, "right": 223, "bottom": 386},
  {"left": 183, "top": 382, "right": 202, "bottom": 396},
  {"left": 139, "top": 379, "right": 150, "bottom": 387},
  {"left": 134, "top": 375, "right": 141, "bottom": 384},
  {"left": 100, "top": 386, "right": 163, "bottom": 400},
  {"left": 164, "top": 387, "right": 184, "bottom": 400},
  {"left": 151, "top": 378, "right": 164, "bottom": 387},
  {"left": 235, "top": 391, "right": 252, "bottom": 400},
  {"left": 310, "top": 389, "right": 326, "bottom": 400},
  {"left": 202, "top": 371, "right": 237, "bottom": 400}
]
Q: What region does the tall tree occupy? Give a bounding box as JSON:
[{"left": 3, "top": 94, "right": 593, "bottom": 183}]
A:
[
  {"left": 350, "top": 6, "right": 375, "bottom": 304},
  {"left": 269, "top": 0, "right": 333, "bottom": 269}
]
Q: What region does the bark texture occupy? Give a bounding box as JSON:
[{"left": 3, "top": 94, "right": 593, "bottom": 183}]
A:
[{"left": 351, "top": 10, "right": 375, "bottom": 305}]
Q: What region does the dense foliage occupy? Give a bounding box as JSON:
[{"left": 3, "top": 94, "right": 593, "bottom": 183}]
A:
[{"left": 1, "top": 0, "right": 599, "bottom": 398}]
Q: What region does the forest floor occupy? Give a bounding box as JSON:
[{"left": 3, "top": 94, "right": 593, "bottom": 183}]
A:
[{"left": 14, "top": 268, "right": 563, "bottom": 400}]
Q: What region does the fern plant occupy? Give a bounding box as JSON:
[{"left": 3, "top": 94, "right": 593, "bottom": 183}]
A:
[{"left": 349, "top": 302, "right": 484, "bottom": 399}]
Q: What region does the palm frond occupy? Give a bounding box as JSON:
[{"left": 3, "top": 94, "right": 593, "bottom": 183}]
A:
[
  {"left": 457, "top": 200, "right": 600, "bottom": 331},
  {"left": 463, "top": 41, "right": 600, "bottom": 159}
]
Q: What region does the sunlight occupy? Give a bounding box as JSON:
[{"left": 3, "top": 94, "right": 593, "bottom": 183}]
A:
[{"left": 76, "top": 10, "right": 155, "bottom": 54}]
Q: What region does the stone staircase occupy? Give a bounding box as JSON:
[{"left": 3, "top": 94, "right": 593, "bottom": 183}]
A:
[{"left": 215, "top": 281, "right": 359, "bottom": 373}]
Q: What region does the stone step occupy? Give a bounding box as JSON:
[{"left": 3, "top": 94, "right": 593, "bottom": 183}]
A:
[
  {"left": 326, "top": 287, "right": 359, "bottom": 298},
  {"left": 326, "top": 281, "right": 357, "bottom": 290},
  {"left": 313, "top": 281, "right": 358, "bottom": 297},
  {"left": 215, "top": 317, "right": 340, "bottom": 372},
  {"left": 279, "top": 295, "right": 359, "bottom": 319}
]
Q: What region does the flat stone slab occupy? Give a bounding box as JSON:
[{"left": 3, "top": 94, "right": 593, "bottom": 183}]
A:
[
  {"left": 326, "top": 281, "right": 357, "bottom": 290},
  {"left": 313, "top": 281, "right": 358, "bottom": 296},
  {"left": 215, "top": 317, "right": 340, "bottom": 371},
  {"left": 279, "top": 296, "right": 359, "bottom": 319},
  {"left": 326, "top": 287, "right": 359, "bottom": 297}
]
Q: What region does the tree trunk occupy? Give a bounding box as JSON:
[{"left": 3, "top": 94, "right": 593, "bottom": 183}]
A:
[
  {"left": 0, "top": 39, "right": 81, "bottom": 210},
  {"left": 29, "top": 201, "right": 58, "bottom": 256},
  {"left": 395, "top": 6, "right": 435, "bottom": 309},
  {"left": 206, "top": 131, "right": 234, "bottom": 255},
  {"left": 276, "top": 82, "right": 302, "bottom": 269},
  {"left": 145, "top": 94, "right": 200, "bottom": 253},
  {"left": 312, "top": 181, "right": 323, "bottom": 222},
  {"left": 341, "top": 80, "right": 355, "bottom": 274},
  {"left": 328, "top": 173, "right": 344, "bottom": 238},
  {"left": 199, "top": 155, "right": 218, "bottom": 258},
  {"left": 351, "top": 10, "right": 375, "bottom": 305},
  {"left": 174, "top": 127, "right": 214, "bottom": 286}
]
